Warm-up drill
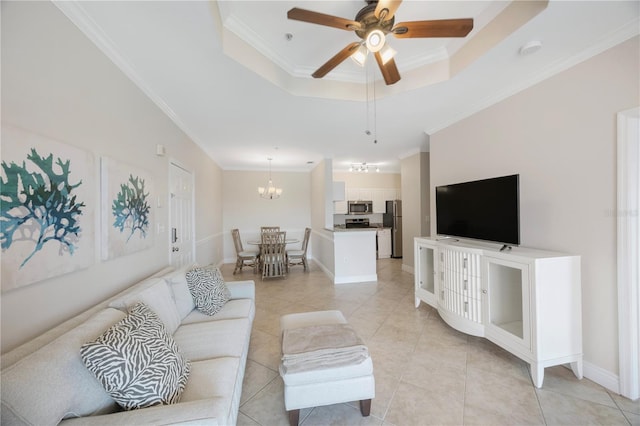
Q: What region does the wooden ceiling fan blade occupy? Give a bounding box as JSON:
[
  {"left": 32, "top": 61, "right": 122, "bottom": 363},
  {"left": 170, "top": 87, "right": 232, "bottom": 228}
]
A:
[
  {"left": 374, "top": 52, "right": 401, "bottom": 85},
  {"left": 287, "top": 8, "right": 361, "bottom": 31},
  {"left": 312, "top": 42, "right": 361, "bottom": 79},
  {"left": 374, "top": 0, "right": 403, "bottom": 21},
  {"left": 392, "top": 18, "right": 474, "bottom": 38}
]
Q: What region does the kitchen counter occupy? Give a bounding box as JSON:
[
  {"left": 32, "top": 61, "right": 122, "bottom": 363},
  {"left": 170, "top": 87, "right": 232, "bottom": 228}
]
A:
[
  {"left": 333, "top": 224, "right": 386, "bottom": 231},
  {"left": 332, "top": 229, "right": 377, "bottom": 284},
  {"left": 333, "top": 226, "right": 378, "bottom": 232}
]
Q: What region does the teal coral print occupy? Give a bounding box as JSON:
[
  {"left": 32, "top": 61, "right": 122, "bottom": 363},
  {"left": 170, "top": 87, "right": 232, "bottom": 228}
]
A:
[
  {"left": 0, "top": 148, "right": 85, "bottom": 268},
  {"left": 112, "top": 174, "right": 150, "bottom": 241}
]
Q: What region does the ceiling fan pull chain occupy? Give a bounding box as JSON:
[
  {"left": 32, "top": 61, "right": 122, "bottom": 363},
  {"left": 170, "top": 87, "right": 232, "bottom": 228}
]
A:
[
  {"left": 373, "top": 75, "right": 378, "bottom": 144},
  {"left": 365, "top": 59, "right": 371, "bottom": 135}
]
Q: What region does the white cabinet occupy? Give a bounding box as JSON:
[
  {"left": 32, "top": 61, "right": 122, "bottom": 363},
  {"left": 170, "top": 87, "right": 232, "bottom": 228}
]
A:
[
  {"left": 333, "top": 181, "right": 345, "bottom": 201},
  {"left": 383, "top": 188, "right": 399, "bottom": 202},
  {"left": 372, "top": 189, "right": 386, "bottom": 213},
  {"left": 337, "top": 187, "right": 399, "bottom": 215},
  {"left": 414, "top": 237, "right": 582, "bottom": 388},
  {"left": 334, "top": 201, "right": 347, "bottom": 214}
]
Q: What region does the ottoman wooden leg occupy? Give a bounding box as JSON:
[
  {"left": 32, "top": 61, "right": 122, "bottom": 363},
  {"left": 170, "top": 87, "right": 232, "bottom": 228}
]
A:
[
  {"left": 288, "top": 409, "right": 300, "bottom": 426},
  {"left": 360, "top": 399, "right": 372, "bottom": 417}
]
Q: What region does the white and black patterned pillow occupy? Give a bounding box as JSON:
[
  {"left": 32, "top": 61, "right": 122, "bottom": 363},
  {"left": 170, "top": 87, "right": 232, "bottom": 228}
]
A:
[
  {"left": 203, "top": 264, "right": 231, "bottom": 297},
  {"left": 185, "top": 267, "right": 230, "bottom": 316},
  {"left": 80, "top": 303, "right": 190, "bottom": 410}
]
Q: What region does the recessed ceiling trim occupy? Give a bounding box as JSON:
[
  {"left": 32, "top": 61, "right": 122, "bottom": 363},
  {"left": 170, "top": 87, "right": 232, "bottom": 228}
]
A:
[{"left": 425, "top": 16, "right": 640, "bottom": 136}]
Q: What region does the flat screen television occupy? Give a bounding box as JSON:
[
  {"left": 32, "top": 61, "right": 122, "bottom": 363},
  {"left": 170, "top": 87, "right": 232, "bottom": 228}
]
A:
[{"left": 435, "top": 174, "right": 520, "bottom": 246}]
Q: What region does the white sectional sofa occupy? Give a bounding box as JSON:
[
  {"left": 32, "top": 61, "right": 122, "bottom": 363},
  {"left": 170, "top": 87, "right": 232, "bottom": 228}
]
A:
[{"left": 1, "top": 264, "right": 255, "bottom": 426}]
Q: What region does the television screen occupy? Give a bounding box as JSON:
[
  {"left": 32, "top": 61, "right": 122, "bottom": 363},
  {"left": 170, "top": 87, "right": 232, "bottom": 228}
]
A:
[{"left": 435, "top": 174, "right": 520, "bottom": 246}]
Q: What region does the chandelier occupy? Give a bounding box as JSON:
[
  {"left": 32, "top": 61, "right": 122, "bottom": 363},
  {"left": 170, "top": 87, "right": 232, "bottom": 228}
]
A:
[{"left": 258, "top": 158, "right": 282, "bottom": 199}]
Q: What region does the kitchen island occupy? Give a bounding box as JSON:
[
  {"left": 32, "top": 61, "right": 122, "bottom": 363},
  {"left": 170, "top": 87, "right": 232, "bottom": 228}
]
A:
[{"left": 332, "top": 227, "right": 377, "bottom": 284}]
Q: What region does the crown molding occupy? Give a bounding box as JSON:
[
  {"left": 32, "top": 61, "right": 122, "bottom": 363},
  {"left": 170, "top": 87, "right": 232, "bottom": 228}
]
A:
[{"left": 51, "top": 0, "right": 223, "bottom": 168}]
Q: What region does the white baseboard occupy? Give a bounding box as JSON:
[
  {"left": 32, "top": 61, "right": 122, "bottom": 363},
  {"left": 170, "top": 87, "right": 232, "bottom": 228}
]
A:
[
  {"left": 334, "top": 274, "right": 377, "bottom": 284},
  {"left": 583, "top": 360, "right": 620, "bottom": 395},
  {"left": 312, "top": 258, "right": 335, "bottom": 283}
]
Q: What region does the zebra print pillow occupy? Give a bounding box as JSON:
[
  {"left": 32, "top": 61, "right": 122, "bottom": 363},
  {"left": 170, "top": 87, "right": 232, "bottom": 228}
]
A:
[
  {"left": 185, "top": 267, "right": 230, "bottom": 316},
  {"left": 80, "top": 303, "right": 190, "bottom": 410}
]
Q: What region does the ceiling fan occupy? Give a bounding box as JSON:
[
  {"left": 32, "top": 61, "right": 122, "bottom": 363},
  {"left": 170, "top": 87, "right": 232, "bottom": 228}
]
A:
[{"left": 287, "top": 0, "right": 474, "bottom": 85}]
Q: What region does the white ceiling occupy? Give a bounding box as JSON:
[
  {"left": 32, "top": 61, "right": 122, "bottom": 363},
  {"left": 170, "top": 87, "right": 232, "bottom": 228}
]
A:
[{"left": 53, "top": 1, "right": 639, "bottom": 172}]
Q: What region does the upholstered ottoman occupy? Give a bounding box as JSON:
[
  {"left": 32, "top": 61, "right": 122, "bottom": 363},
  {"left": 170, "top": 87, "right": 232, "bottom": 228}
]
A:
[{"left": 279, "top": 310, "right": 375, "bottom": 426}]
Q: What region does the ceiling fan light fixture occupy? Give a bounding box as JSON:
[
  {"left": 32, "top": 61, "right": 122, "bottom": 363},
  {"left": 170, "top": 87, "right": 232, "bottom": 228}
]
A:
[
  {"left": 351, "top": 44, "right": 368, "bottom": 66},
  {"left": 379, "top": 42, "right": 396, "bottom": 65},
  {"left": 365, "top": 28, "right": 385, "bottom": 53}
]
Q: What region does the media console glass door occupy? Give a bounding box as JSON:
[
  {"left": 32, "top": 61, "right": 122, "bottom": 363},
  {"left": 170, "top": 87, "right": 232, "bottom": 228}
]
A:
[{"left": 483, "top": 256, "right": 532, "bottom": 354}]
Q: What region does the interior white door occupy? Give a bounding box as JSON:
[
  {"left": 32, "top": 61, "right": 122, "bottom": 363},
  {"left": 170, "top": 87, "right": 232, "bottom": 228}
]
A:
[{"left": 169, "top": 162, "right": 194, "bottom": 268}]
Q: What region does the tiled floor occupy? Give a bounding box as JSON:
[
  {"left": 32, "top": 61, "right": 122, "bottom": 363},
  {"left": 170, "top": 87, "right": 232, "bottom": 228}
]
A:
[{"left": 220, "top": 258, "right": 639, "bottom": 426}]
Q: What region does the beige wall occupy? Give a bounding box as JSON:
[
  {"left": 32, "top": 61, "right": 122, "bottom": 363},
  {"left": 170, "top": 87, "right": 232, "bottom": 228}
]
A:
[
  {"left": 1, "top": 2, "right": 223, "bottom": 352},
  {"left": 400, "top": 151, "right": 430, "bottom": 269},
  {"left": 333, "top": 172, "right": 401, "bottom": 189},
  {"left": 310, "top": 160, "right": 335, "bottom": 274},
  {"left": 430, "top": 36, "right": 639, "bottom": 382},
  {"left": 221, "top": 170, "right": 311, "bottom": 260}
]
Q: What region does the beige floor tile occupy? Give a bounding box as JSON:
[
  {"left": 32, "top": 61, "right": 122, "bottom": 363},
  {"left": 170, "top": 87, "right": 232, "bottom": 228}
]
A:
[
  {"left": 466, "top": 336, "right": 530, "bottom": 381},
  {"left": 359, "top": 363, "right": 403, "bottom": 419},
  {"left": 464, "top": 366, "right": 544, "bottom": 425},
  {"left": 240, "top": 376, "right": 308, "bottom": 426},
  {"left": 540, "top": 365, "right": 618, "bottom": 408},
  {"left": 241, "top": 359, "right": 278, "bottom": 405},
  {"left": 384, "top": 380, "right": 464, "bottom": 425},
  {"left": 236, "top": 411, "right": 261, "bottom": 426},
  {"left": 610, "top": 391, "right": 640, "bottom": 415},
  {"left": 624, "top": 410, "right": 640, "bottom": 426},
  {"left": 248, "top": 328, "right": 282, "bottom": 371},
  {"left": 301, "top": 403, "right": 383, "bottom": 425},
  {"left": 537, "top": 388, "right": 631, "bottom": 425}
]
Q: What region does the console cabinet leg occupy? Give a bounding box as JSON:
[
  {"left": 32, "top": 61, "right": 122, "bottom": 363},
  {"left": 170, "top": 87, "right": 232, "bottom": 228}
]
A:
[
  {"left": 360, "top": 399, "right": 372, "bottom": 417},
  {"left": 570, "top": 359, "right": 583, "bottom": 380},
  {"left": 415, "top": 297, "right": 421, "bottom": 308},
  {"left": 288, "top": 409, "right": 300, "bottom": 426},
  {"left": 532, "top": 363, "right": 544, "bottom": 388}
]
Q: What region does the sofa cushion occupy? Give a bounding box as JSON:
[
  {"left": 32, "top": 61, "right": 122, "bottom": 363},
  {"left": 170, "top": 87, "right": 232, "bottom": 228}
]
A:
[
  {"left": 185, "top": 267, "right": 230, "bottom": 316},
  {"left": 0, "top": 308, "right": 126, "bottom": 426},
  {"left": 80, "top": 303, "right": 190, "bottom": 410},
  {"left": 182, "top": 299, "right": 254, "bottom": 325},
  {"left": 173, "top": 318, "right": 251, "bottom": 361},
  {"left": 108, "top": 279, "right": 181, "bottom": 334},
  {"left": 162, "top": 263, "right": 198, "bottom": 320},
  {"left": 179, "top": 357, "right": 242, "bottom": 426}
]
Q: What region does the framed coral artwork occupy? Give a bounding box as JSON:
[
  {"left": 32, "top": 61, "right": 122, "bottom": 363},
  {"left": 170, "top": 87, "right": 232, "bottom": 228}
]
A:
[
  {"left": 0, "top": 125, "right": 95, "bottom": 292},
  {"left": 100, "top": 157, "right": 154, "bottom": 260}
]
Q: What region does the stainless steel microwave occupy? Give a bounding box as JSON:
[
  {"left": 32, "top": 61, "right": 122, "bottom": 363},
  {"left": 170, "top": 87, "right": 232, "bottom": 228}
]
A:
[{"left": 348, "top": 201, "right": 373, "bottom": 215}]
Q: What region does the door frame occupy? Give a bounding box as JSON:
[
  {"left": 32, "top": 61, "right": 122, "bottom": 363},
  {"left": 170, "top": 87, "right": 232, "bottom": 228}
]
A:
[
  {"left": 169, "top": 159, "right": 196, "bottom": 266},
  {"left": 617, "top": 107, "right": 639, "bottom": 400}
]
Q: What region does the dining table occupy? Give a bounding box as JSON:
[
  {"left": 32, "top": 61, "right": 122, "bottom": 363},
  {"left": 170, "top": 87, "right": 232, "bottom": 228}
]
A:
[{"left": 247, "top": 238, "right": 300, "bottom": 278}]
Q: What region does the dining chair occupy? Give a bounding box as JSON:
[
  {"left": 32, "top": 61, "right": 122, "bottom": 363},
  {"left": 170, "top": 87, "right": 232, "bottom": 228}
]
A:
[
  {"left": 261, "top": 231, "right": 287, "bottom": 279},
  {"left": 287, "top": 227, "right": 311, "bottom": 272},
  {"left": 260, "top": 226, "right": 280, "bottom": 234},
  {"left": 231, "top": 229, "right": 258, "bottom": 274}
]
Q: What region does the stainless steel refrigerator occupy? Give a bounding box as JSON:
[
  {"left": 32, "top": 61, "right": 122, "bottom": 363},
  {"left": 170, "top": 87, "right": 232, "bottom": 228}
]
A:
[{"left": 383, "top": 200, "right": 402, "bottom": 258}]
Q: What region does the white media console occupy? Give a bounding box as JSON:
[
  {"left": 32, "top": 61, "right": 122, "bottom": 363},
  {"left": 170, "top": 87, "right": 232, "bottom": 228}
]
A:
[{"left": 414, "top": 237, "right": 583, "bottom": 388}]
